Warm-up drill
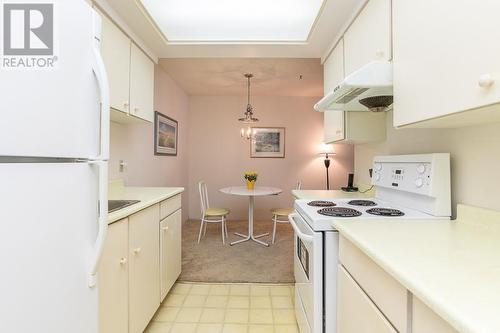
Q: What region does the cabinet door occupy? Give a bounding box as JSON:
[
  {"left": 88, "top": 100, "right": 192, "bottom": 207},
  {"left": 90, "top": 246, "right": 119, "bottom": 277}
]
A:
[
  {"left": 323, "top": 39, "right": 345, "bottom": 143},
  {"left": 129, "top": 204, "right": 160, "bottom": 333},
  {"left": 337, "top": 265, "right": 397, "bottom": 333},
  {"left": 344, "top": 0, "right": 392, "bottom": 75},
  {"left": 160, "top": 209, "right": 182, "bottom": 301},
  {"left": 393, "top": 1, "right": 500, "bottom": 127},
  {"left": 99, "top": 219, "right": 129, "bottom": 333},
  {"left": 130, "top": 43, "right": 155, "bottom": 123},
  {"left": 100, "top": 13, "right": 131, "bottom": 114},
  {"left": 412, "top": 297, "right": 458, "bottom": 333}
]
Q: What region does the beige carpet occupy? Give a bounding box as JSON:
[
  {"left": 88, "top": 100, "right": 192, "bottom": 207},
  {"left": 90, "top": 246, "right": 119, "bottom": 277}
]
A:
[{"left": 180, "top": 219, "right": 294, "bottom": 283}]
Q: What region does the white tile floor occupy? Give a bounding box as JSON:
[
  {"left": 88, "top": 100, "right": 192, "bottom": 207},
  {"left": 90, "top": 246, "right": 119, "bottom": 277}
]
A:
[{"left": 145, "top": 282, "right": 299, "bottom": 333}]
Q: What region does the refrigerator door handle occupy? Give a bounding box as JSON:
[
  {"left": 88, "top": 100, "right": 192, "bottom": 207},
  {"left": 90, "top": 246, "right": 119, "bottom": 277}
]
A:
[
  {"left": 92, "top": 45, "right": 110, "bottom": 161},
  {"left": 88, "top": 161, "right": 108, "bottom": 288}
]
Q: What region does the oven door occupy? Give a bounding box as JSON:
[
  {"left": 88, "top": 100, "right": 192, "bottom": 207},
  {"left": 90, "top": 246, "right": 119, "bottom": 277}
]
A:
[{"left": 289, "top": 212, "right": 323, "bottom": 333}]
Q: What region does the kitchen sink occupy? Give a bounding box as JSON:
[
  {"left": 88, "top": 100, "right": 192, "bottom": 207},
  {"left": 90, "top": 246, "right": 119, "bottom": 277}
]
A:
[{"left": 108, "top": 200, "right": 140, "bottom": 213}]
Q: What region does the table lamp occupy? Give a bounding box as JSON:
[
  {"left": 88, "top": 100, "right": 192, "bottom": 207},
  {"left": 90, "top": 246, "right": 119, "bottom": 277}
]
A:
[{"left": 318, "top": 144, "right": 336, "bottom": 190}]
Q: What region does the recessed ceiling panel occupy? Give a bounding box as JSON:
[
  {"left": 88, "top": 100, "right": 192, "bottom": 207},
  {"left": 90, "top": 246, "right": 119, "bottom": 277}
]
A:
[{"left": 140, "top": 0, "right": 325, "bottom": 42}]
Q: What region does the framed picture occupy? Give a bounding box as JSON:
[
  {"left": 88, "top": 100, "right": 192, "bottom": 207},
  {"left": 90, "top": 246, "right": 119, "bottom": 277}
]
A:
[
  {"left": 250, "top": 127, "right": 285, "bottom": 158},
  {"left": 154, "top": 111, "right": 178, "bottom": 156}
]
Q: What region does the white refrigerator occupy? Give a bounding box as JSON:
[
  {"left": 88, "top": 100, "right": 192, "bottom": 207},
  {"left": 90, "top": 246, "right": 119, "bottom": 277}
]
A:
[{"left": 0, "top": 1, "right": 110, "bottom": 332}]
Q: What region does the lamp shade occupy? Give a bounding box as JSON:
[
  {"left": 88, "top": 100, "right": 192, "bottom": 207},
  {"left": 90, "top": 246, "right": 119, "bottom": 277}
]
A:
[{"left": 318, "top": 143, "right": 336, "bottom": 156}]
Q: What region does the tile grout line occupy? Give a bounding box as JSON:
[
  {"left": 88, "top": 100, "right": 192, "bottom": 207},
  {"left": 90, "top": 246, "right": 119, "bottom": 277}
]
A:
[{"left": 153, "top": 282, "right": 297, "bottom": 333}]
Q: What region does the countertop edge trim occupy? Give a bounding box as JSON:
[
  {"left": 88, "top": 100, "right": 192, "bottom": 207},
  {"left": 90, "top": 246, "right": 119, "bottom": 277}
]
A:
[{"left": 108, "top": 188, "right": 184, "bottom": 224}]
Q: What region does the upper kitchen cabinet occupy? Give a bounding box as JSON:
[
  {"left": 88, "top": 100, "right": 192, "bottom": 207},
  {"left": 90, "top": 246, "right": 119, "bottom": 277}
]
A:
[
  {"left": 130, "top": 44, "right": 155, "bottom": 123},
  {"left": 393, "top": 0, "right": 500, "bottom": 128},
  {"left": 100, "top": 13, "right": 130, "bottom": 115},
  {"left": 322, "top": 0, "right": 388, "bottom": 144},
  {"left": 323, "top": 40, "right": 345, "bottom": 143},
  {"left": 344, "top": 0, "right": 392, "bottom": 75},
  {"left": 98, "top": 11, "right": 155, "bottom": 123}
]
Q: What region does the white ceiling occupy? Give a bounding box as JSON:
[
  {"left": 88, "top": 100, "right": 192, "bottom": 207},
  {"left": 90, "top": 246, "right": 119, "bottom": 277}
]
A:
[
  {"left": 140, "top": 0, "right": 324, "bottom": 42},
  {"left": 159, "top": 58, "right": 324, "bottom": 96},
  {"left": 98, "top": 0, "right": 367, "bottom": 59}
]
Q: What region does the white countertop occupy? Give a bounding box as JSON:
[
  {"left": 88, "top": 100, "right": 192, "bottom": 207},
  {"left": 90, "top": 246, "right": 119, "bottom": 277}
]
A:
[
  {"left": 332, "top": 204, "right": 500, "bottom": 333},
  {"left": 108, "top": 181, "right": 184, "bottom": 224},
  {"left": 292, "top": 188, "right": 374, "bottom": 199}
]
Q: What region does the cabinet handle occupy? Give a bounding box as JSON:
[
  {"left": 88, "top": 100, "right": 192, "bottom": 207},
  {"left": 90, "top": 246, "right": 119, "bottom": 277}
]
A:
[
  {"left": 123, "top": 102, "right": 129, "bottom": 109},
  {"left": 162, "top": 226, "right": 169, "bottom": 232},
  {"left": 119, "top": 257, "right": 128, "bottom": 265},
  {"left": 134, "top": 108, "right": 140, "bottom": 113},
  {"left": 133, "top": 247, "right": 142, "bottom": 254},
  {"left": 478, "top": 74, "right": 495, "bottom": 88}
]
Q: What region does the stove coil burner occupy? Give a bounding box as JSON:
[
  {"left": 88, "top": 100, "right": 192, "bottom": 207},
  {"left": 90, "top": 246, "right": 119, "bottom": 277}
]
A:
[
  {"left": 317, "top": 207, "right": 362, "bottom": 217},
  {"left": 307, "top": 200, "right": 336, "bottom": 207},
  {"left": 366, "top": 208, "right": 405, "bottom": 217},
  {"left": 347, "top": 200, "right": 377, "bottom": 207}
]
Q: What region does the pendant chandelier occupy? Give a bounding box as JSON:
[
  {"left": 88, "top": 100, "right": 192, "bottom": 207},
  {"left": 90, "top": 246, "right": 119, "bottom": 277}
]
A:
[{"left": 239, "top": 73, "right": 259, "bottom": 139}]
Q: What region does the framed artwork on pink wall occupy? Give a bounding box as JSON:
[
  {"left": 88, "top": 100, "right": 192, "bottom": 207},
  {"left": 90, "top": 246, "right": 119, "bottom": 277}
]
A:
[
  {"left": 250, "top": 127, "right": 285, "bottom": 158},
  {"left": 154, "top": 111, "right": 178, "bottom": 156}
]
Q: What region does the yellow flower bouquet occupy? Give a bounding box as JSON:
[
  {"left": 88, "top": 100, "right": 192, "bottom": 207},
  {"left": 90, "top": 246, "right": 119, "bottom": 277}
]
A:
[{"left": 244, "top": 171, "right": 258, "bottom": 190}]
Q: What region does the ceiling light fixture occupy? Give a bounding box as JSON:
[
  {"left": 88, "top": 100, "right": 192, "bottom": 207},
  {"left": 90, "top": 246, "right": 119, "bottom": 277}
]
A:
[
  {"left": 239, "top": 73, "right": 258, "bottom": 139},
  {"left": 140, "top": 0, "right": 324, "bottom": 42}
]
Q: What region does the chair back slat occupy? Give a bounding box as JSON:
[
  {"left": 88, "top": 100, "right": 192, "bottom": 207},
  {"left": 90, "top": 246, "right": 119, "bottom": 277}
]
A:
[{"left": 198, "top": 181, "right": 210, "bottom": 216}]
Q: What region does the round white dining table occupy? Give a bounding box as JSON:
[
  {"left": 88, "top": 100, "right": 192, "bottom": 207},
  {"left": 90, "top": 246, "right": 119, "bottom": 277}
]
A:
[{"left": 220, "top": 186, "right": 282, "bottom": 246}]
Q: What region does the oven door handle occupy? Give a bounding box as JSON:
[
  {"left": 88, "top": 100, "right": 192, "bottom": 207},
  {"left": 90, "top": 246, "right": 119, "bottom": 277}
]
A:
[{"left": 288, "top": 213, "right": 314, "bottom": 243}]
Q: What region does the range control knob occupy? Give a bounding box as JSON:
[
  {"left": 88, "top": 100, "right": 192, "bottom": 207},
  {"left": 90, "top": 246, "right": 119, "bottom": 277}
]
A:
[
  {"left": 374, "top": 163, "right": 382, "bottom": 171},
  {"left": 415, "top": 178, "right": 424, "bottom": 188},
  {"left": 417, "top": 164, "right": 426, "bottom": 174}
]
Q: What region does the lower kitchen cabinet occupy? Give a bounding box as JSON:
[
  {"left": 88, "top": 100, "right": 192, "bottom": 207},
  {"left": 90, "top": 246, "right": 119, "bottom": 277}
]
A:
[
  {"left": 338, "top": 235, "right": 459, "bottom": 333},
  {"left": 99, "top": 219, "right": 129, "bottom": 333},
  {"left": 100, "top": 194, "right": 182, "bottom": 333},
  {"left": 160, "top": 209, "right": 182, "bottom": 301},
  {"left": 339, "top": 235, "right": 407, "bottom": 332},
  {"left": 337, "top": 265, "right": 397, "bottom": 333},
  {"left": 412, "top": 297, "right": 458, "bottom": 333},
  {"left": 128, "top": 204, "right": 160, "bottom": 333}
]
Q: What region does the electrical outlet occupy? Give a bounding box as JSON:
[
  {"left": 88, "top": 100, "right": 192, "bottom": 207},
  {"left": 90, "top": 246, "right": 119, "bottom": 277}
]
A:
[{"left": 119, "top": 160, "right": 127, "bottom": 173}]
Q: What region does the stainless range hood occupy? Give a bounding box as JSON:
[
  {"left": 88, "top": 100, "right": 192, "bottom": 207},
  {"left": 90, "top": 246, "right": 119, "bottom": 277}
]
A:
[{"left": 315, "top": 61, "right": 393, "bottom": 112}]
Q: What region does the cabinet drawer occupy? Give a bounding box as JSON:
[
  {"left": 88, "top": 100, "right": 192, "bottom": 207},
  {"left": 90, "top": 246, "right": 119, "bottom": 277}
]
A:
[
  {"left": 337, "top": 265, "right": 397, "bottom": 333},
  {"left": 412, "top": 297, "right": 458, "bottom": 333},
  {"left": 160, "top": 194, "right": 181, "bottom": 220},
  {"left": 339, "top": 236, "right": 408, "bottom": 333}
]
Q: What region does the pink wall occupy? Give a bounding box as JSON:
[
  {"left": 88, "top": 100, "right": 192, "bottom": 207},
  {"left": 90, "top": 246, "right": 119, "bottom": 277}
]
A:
[
  {"left": 187, "top": 95, "right": 354, "bottom": 220},
  {"left": 109, "top": 65, "right": 190, "bottom": 219}
]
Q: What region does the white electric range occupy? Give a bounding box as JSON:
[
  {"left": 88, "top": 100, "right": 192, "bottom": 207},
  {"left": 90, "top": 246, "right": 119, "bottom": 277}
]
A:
[{"left": 289, "top": 153, "right": 451, "bottom": 333}]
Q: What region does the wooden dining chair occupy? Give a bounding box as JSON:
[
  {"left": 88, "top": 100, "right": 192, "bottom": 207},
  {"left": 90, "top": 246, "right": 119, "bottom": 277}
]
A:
[
  {"left": 198, "top": 181, "right": 230, "bottom": 244},
  {"left": 270, "top": 181, "right": 302, "bottom": 244}
]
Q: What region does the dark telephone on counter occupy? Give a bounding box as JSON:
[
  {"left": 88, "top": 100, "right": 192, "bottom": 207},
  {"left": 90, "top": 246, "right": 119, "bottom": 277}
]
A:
[{"left": 341, "top": 173, "right": 359, "bottom": 192}]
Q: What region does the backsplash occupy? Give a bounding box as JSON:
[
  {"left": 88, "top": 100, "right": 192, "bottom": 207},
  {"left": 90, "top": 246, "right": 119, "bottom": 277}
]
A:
[{"left": 355, "top": 111, "right": 500, "bottom": 217}]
